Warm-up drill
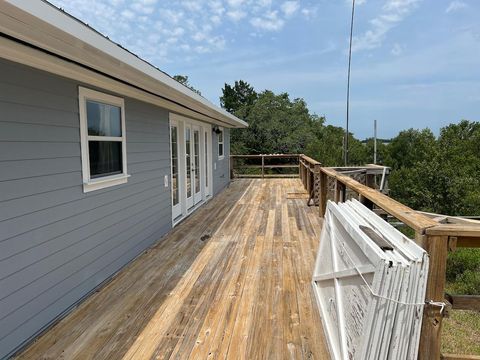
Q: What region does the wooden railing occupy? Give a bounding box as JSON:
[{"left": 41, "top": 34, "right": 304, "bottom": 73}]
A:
[
  {"left": 231, "top": 153, "right": 480, "bottom": 360},
  {"left": 299, "top": 154, "right": 321, "bottom": 205},
  {"left": 230, "top": 154, "right": 300, "bottom": 178}
]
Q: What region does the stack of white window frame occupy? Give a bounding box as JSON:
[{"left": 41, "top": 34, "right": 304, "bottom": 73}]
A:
[{"left": 312, "top": 199, "right": 429, "bottom": 360}]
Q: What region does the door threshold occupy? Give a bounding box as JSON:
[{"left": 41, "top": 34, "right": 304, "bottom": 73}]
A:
[{"left": 172, "top": 195, "right": 213, "bottom": 227}]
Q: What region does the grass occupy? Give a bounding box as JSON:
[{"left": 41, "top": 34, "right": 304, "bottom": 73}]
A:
[
  {"left": 441, "top": 309, "right": 480, "bottom": 355},
  {"left": 441, "top": 249, "right": 480, "bottom": 356}
]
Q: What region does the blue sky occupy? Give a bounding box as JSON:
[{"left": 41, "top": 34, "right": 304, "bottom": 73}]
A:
[{"left": 49, "top": 0, "right": 480, "bottom": 139}]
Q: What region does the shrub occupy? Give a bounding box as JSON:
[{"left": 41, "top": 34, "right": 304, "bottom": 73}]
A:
[{"left": 446, "top": 248, "right": 480, "bottom": 295}]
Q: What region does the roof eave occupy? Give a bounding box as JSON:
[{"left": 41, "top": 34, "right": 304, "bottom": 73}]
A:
[{"left": 1, "top": 0, "right": 248, "bottom": 128}]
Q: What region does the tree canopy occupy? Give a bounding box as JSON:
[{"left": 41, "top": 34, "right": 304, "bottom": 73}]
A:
[
  {"left": 220, "top": 80, "right": 257, "bottom": 115},
  {"left": 173, "top": 75, "right": 201, "bottom": 95}
]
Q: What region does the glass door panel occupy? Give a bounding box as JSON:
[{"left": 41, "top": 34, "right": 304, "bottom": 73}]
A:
[
  {"left": 170, "top": 125, "right": 181, "bottom": 219},
  {"left": 185, "top": 126, "right": 193, "bottom": 208},
  {"left": 204, "top": 131, "right": 208, "bottom": 189},
  {"left": 193, "top": 129, "right": 201, "bottom": 204}
]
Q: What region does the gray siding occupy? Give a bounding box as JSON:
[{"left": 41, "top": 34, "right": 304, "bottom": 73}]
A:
[
  {"left": 0, "top": 59, "right": 173, "bottom": 359},
  {"left": 212, "top": 128, "right": 231, "bottom": 195}
]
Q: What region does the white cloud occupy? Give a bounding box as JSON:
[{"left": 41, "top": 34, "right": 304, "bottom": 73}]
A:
[
  {"left": 227, "top": 9, "right": 247, "bottom": 22},
  {"left": 346, "top": 0, "right": 366, "bottom": 5},
  {"left": 391, "top": 43, "right": 403, "bottom": 55},
  {"left": 281, "top": 1, "right": 299, "bottom": 17},
  {"left": 251, "top": 10, "right": 285, "bottom": 31},
  {"left": 301, "top": 7, "right": 318, "bottom": 19},
  {"left": 445, "top": 1, "right": 467, "bottom": 13},
  {"left": 121, "top": 9, "right": 135, "bottom": 20},
  {"left": 182, "top": 1, "right": 202, "bottom": 12},
  {"left": 352, "top": 0, "right": 422, "bottom": 52},
  {"left": 227, "top": 0, "right": 245, "bottom": 7},
  {"left": 49, "top": 0, "right": 314, "bottom": 62}
]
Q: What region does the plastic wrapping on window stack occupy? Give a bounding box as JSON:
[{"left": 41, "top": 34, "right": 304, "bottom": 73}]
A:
[{"left": 312, "top": 199, "right": 429, "bottom": 360}]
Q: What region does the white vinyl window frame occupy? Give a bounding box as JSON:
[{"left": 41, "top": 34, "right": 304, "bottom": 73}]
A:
[
  {"left": 79, "top": 87, "right": 129, "bottom": 192},
  {"left": 218, "top": 127, "right": 224, "bottom": 160}
]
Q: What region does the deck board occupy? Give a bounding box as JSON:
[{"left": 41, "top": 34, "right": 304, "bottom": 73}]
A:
[{"left": 15, "top": 179, "right": 329, "bottom": 360}]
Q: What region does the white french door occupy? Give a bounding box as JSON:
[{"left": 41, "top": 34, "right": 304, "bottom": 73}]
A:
[
  {"left": 170, "top": 121, "right": 182, "bottom": 219},
  {"left": 204, "top": 129, "right": 212, "bottom": 196},
  {"left": 185, "top": 124, "right": 194, "bottom": 209},
  {"left": 170, "top": 114, "right": 212, "bottom": 224},
  {"left": 192, "top": 126, "right": 202, "bottom": 206}
]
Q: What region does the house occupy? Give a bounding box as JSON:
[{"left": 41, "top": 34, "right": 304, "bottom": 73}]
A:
[{"left": 0, "top": 1, "right": 247, "bottom": 358}]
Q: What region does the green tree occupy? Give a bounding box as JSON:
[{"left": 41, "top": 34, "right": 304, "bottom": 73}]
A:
[
  {"left": 387, "top": 121, "right": 480, "bottom": 216},
  {"left": 173, "top": 75, "right": 202, "bottom": 95},
  {"left": 363, "top": 138, "right": 390, "bottom": 165},
  {"left": 220, "top": 80, "right": 257, "bottom": 116},
  {"left": 385, "top": 128, "right": 437, "bottom": 170},
  {"left": 306, "top": 125, "right": 344, "bottom": 166},
  {"left": 239, "top": 91, "right": 317, "bottom": 154}
]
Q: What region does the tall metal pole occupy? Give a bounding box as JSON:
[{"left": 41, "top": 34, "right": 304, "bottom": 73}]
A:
[
  {"left": 345, "top": 0, "right": 356, "bottom": 166},
  {"left": 374, "top": 119, "right": 377, "bottom": 164}
]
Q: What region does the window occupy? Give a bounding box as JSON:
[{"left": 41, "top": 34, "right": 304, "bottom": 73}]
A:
[
  {"left": 185, "top": 127, "right": 192, "bottom": 198},
  {"left": 79, "top": 87, "right": 129, "bottom": 192},
  {"left": 171, "top": 125, "right": 179, "bottom": 206},
  {"left": 218, "top": 128, "right": 224, "bottom": 160}
]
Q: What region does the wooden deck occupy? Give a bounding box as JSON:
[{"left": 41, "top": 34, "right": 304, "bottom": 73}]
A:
[{"left": 16, "top": 179, "right": 329, "bottom": 360}]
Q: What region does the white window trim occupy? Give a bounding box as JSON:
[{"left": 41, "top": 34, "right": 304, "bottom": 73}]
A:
[
  {"left": 79, "top": 87, "right": 129, "bottom": 193},
  {"left": 218, "top": 127, "right": 224, "bottom": 160}
]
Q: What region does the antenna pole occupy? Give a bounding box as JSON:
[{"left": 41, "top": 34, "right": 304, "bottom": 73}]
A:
[
  {"left": 374, "top": 119, "right": 377, "bottom": 164},
  {"left": 345, "top": 0, "right": 356, "bottom": 166}
]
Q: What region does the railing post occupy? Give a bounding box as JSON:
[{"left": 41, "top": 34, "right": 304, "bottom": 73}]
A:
[
  {"left": 304, "top": 163, "right": 307, "bottom": 189},
  {"left": 299, "top": 159, "right": 304, "bottom": 184},
  {"left": 365, "top": 172, "right": 375, "bottom": 188},
  {"left": 314, "top": 163, "right": 321, "bottom": 206},
  {"left": 298, "top": 155, "right": 301, "bottom": 178},
  {"left": 418, "top": 233, "right": 449, "bottom": 360},
  {"left": 359, "top": 195, "right": 374, "bottom": 210},
  {"left": 319, "top": 171, "right": 327, "bottom": 217},
  {"left": 306, "top": 165, "right": 312, "bottom": 198},
  {"left": 334, "top": 179, "right": 345, "bottom": 203},
  {"left": 261, "top": 155, "right": 265, "bottom": 179}
]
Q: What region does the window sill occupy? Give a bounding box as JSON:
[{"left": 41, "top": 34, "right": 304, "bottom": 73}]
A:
[
  {"left": 218, "top": 156, "right": 225, "bottom": 161},
  {"left": 83, "top": 174, "right": 131, "bottom": 193}
]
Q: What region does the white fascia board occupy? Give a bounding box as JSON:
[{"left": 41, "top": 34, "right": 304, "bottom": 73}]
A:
[
  {"left": 1, "top": 0, "right": 247, "bottom": 128},
  {"left": 0, "top": 36, "right": 232, "bottom": 128}
]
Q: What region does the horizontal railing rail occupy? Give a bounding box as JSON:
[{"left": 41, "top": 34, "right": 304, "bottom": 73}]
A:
[{"left": 230, "top": 154, "right": 300, "bottom": 179}]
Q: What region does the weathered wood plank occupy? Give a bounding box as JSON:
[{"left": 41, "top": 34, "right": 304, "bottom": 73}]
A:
[
  {"left": 441, "top": 354, "right": 480, "bottom": 360},
  {"left": 445, "top": 294, "right": 480, "bottom": 312},
  {"left": 12, "top": 178, "right": 330, "bottom": 360}
]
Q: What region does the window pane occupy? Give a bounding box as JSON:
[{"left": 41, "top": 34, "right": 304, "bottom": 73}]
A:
[
  {"left": 87, "top": 100, "right": 122, "bottom": 137},
  {"left": 219, "top": 143, "right": 223, "bottom": 157},
  {"left": 219, "top": 130, "right": 223, "bottom": 143},
  {"left": 194, "top": 130, "right": 200, "bottom": 193},
  {"left": 171, "top": 126, "right": 179, "bottom": 206},
  {"left": 186, "top": 128, "right": 192, "bottom": 197},
  {"left": 205, "top": 132, "right": 208, "bottom": 187},
  {"left": 89, "top": 141, "right": 123, "bottom": 178}
]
